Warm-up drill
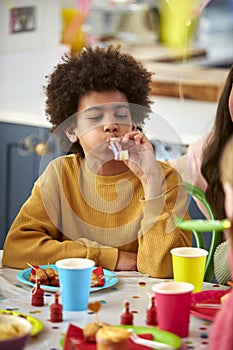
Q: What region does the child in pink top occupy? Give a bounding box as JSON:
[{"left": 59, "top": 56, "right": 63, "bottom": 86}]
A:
[
  {"left": 169, "top": 65, "right": 233, "bottom": 285},
  {"left": 209, "top": 135, "right": 233, "bottom": 349},
  {"left": 169, "top": 64, "right": 233, "bottom": 220}
]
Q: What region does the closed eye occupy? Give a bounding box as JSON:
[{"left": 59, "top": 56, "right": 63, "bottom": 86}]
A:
[
  {"left": 88, "top": 115, "right": 103, "bottom": 121},
  {"left": 114, "top": 106, "right": 131, "bottom": 120},
  {"left": 115, "top": 113, "right": 129, "bottom": 119}
]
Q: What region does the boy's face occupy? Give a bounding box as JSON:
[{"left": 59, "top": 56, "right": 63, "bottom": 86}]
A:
[{"left": 71, "top": 90, "right": 134, "bottom": 155}]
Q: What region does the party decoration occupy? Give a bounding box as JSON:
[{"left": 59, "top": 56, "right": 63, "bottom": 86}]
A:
[
  {"left": 88, "top": 301, "right": 101, "bottom": 322},
  {"left": 88, "top": 302, "right": 101, "bottom": 313},
  {"left": 109, "top": 141, "right": 129, "bottom": 161},
  {"left": 50, "top": 293, "right": 63, "bottom": 322},
  {"left": 120, "top": 301, "right": 134, "bottom": 325},
  {"left": 31, "top": 279, "right": 44, "bottom": 307},
  {"left": 175, "top": 218, "right": 231, "bottom": 231},
  {"left": 146, "top": 295, "right": 157, "bottom": 326}
]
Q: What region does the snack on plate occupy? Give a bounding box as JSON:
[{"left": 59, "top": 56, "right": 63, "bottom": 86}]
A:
[
  {"left": 91, "top": 272, "right": 102, "bottom": 287},
  {"left": 83, "top": 322, "right": 109, "bottom": 342},
  {"left": 29, "top": 266, "right": 59, "bottom": 287},
  {"left": 96, "top": 326, "right": 130, "bottom": 350},
  {"left": 29, "top": 265, "right": 104, "bottom": 288}
]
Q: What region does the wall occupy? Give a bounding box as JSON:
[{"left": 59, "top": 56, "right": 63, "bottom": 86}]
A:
[
  {"left": 0, "top": 0, "right": 62, "bottom": 53},
  {"left": 0, "top": 0, "right": 65, "bottom": 101}
]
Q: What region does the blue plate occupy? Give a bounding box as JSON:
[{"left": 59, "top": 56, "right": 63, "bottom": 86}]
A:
[{"left": 16, "top": 264, "right": 119, "bottom": 293}]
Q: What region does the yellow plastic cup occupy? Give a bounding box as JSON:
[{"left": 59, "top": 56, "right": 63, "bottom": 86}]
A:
[{"left": 171, "top": 247, "right": 208, "bottom": 292}]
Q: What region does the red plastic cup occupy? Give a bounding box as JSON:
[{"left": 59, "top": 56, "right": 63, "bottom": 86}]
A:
[{"left": 152, "top": 281, "right": 194, "bottom": 338}]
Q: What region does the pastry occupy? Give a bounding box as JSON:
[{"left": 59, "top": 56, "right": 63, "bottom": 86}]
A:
[
  {"left": 83, "top": 322, "right": 108, "bottom": 343},
  {"left": 91, "top": 272, "right": 102, "bottom": 287},
  {"left": 96, "top": 326, "right": 130, "bottom": 350},
  {"left": 0, "top": 323, "right": 23, "bottom": 340},
  {"left": 29, "top": 266, "right": 59, "bottom": 287}
]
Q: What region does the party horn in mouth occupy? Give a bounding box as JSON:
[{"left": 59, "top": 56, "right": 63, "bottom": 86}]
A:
[{"left": 175, "top": 218, "right": 231, "bottom": 231}]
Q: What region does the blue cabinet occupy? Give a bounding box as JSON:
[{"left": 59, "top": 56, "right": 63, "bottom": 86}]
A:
[{"left": 0, "top": 122, "right": 63, "bottom": 248}]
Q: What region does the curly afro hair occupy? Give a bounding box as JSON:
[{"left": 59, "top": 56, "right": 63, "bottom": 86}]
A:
[{"left": 45, "top": 45, "right": 153, "bottom": 154}]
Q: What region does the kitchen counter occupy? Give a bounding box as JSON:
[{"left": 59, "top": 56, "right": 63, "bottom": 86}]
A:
[
  {"left": 148, "top": 96, "right": 216, "bottom": 146},
  {"left": 120, "top": 44, "right": 229, "bottom": 102},
  {"left": 148, "top": 62, "right": 228, "bottom": 102},
  {"left": 111, "top": 6, "right": 233, "bottom": 102},
  {"left": 0, "top": 96, "right": 51, "bottom": 128}
]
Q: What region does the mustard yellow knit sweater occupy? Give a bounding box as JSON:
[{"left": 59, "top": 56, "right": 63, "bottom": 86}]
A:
[{"left": 3, "top": 154, "right": 191, "bottom": 277}]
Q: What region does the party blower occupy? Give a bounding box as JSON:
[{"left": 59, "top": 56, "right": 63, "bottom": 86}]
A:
[{"left": 174, "top": 218, "right": 231, "bottom": 232}]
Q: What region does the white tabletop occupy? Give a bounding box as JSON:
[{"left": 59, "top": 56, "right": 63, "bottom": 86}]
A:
[{"left": 0, "top": 251, "right": 228, "bottom": 350}]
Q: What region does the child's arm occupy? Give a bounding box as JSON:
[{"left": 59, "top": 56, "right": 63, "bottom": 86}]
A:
[
  {"left": 136, "top": 163, "right": 192, "bottom": 278},
  {"left": 2, "top": 160, "right": 119, "bottom": 270},
  {"left": 2, "top": 187, "right": 118, "bottom": 270},
  {"left": 115, "top": 251, "right": 137, "bottom": 271}
]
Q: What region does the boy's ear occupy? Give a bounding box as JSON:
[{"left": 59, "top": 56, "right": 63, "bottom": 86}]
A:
[{"left": 64, "top": 126, "right": 79, "bottom": 143}]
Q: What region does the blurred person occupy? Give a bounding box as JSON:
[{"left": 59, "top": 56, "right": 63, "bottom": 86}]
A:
[
  {"left": 209, "top": 135, "right": 233, "bottom": 349},
  {"left": 169, "top": 64, "right": 233, "bottom": 284}
]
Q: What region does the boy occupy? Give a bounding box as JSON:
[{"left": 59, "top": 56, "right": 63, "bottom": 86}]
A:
[{"left": 2, "top": 46, "right": 191, "bottom": 277}]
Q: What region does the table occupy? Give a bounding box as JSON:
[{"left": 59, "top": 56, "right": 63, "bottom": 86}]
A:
[{"left": 0, "top": 252, "right": 228, "bottom": 350}]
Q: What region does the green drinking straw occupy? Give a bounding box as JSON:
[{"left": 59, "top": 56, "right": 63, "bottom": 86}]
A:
[{"left": 175, "top": 218, "right": 231, "bottom": 232}]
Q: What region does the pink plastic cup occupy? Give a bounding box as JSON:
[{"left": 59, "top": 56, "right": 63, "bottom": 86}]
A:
[{"left": 152, "top": 281, "right": 194, "bottom": 338}]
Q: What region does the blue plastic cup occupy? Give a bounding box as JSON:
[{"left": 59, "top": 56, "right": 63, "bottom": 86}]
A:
[{"left": 56, "top": 258, "right": 95, "bottom": 311}]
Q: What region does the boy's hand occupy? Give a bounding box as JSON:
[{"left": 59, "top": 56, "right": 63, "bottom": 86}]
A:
[
  {"left": 121, "top": 131, "right": 163, "bottom": 199},
  {"left": 115, "top": 251, "right": 137, "bottom": 271}
]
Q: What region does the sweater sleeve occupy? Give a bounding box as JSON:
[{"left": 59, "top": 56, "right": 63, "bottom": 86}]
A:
[
  {"left": 137, "top": 163, "right": 192, "bottom": 278},
  {"left": 2, "top": 159, "right": 118, "bottom": 270}
]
